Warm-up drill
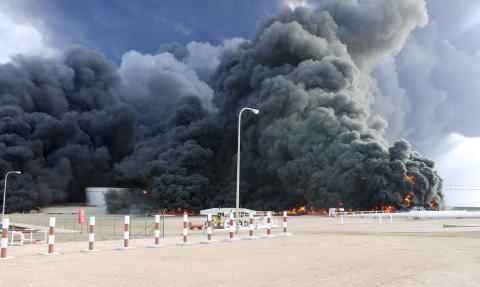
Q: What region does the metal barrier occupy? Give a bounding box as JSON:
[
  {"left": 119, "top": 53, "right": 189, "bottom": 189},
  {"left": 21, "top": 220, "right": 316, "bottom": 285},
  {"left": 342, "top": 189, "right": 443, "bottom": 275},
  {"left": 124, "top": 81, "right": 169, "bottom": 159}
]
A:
[{"left": 9, "top": 229, "right": 47, "bottom": 245}]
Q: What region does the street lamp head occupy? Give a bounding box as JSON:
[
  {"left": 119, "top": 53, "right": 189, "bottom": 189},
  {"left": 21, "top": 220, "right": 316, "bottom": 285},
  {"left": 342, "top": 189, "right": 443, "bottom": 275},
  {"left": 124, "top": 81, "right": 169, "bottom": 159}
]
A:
[
  {"left": 251, "top": 108, "right": 260, "bottom": 114},
  {"left": 14, "top": 171, "right": 21, "bottom": 174}
]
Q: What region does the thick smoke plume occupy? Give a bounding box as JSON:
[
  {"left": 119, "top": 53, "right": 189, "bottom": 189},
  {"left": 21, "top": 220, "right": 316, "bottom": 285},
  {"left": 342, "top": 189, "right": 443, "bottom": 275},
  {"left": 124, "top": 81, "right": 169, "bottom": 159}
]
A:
[
  {"left": 0, "top": 46, "right": 136, "bottom": 212},
  {"left": 211, "top": 1, "right": 441, "bottom": 210},
  {"left": 1, "top": 1, "right": 443, "bottom": 213}
]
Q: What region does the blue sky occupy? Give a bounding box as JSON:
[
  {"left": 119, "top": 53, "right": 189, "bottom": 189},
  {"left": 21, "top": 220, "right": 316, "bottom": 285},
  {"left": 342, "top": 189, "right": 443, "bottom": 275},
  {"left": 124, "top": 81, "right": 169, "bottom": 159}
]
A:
[{"left": 5, "top": 0, "right": 284, "bottom": 62}]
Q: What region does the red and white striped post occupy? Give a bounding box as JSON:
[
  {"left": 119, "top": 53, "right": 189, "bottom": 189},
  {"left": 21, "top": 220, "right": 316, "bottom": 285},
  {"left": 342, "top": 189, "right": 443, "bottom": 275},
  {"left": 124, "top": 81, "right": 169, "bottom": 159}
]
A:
[
  {"left": 261, "top": 211, "right": 275, "bottom": 239},
  {"left": 277, "top": 211, "right": 292, "bottom": 237},
  {"left": 201, "top": 214, "right": 217, "bottom": 244},
  {"left": 154, "top": 215, "right": 160, "bottom": 245},
  {"left": 82, "top": 216, "right": 100, "bottom": 252},
  {"left": 223, "top": 212, "right": 238, "bottom": 242},
  {"left": 117, "top": 215, "right": 134, "bottom": 250},
  {"left": 124, "top": 215, "right": 129, "bottom": 247},
  {"left": 1, "top": 218, "right": 12, "bottom": 259},
  {"left": 243, "top": 212, "right": 259, "bottom": 240},
  {"left": 229, "top": 213, "right": 234, "bottom": 239},
  {"left": 177, "top": 212, "right": 192, "bottom": 246},
  {"left": 207, "top": 214, "right": 213, "bottom": 241},
  {"left": 249, "top": 213, "right": 254, "bottom": 237},
  {"left": 183, "top": 213, "right": 188, "bottom": 243},
  {"left": 41, "top": 217, "right": 59, "bottom": 255},
  {"left": 149, "top": 215, "right": 165, "bottom": 248}
]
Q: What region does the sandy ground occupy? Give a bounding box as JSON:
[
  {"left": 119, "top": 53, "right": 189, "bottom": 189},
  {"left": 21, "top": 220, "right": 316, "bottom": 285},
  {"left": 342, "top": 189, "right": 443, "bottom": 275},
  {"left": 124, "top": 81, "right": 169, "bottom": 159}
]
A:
[{"left": 1, "top": 214, "right": 479, "bottom": 287}]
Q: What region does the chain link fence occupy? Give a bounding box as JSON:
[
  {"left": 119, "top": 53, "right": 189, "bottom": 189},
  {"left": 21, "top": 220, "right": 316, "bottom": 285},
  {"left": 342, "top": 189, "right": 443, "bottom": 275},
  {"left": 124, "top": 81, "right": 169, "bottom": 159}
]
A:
[{"left": 5, "top": 213, "right": 184, "bottom": 243}]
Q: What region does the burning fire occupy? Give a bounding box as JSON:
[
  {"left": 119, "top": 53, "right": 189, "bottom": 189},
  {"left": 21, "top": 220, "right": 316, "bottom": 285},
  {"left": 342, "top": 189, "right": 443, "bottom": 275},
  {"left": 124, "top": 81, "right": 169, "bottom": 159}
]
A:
[
  {"left": 283, "top": 206, "right": 327, "bottom": 215},
  {"left": 430, "top": 201, "right": 438, "bottom": 210},
  {"left": 155, "top": 206, "right": 332, "bottom": 216},
  {"left": 372, "top": 205, "right": 395, "bottom": 213},
  {"left": 404, "top": 192, "right": 414, "bottom": 207},
  {"left": 154, "top": 208, "right": 196, "bottom": 216},
  {"left": 406, "top": 174, "right": 415, "bottom": 184},
  {"left": 403, "top": 173, "right": 416, "bottom": 208}
]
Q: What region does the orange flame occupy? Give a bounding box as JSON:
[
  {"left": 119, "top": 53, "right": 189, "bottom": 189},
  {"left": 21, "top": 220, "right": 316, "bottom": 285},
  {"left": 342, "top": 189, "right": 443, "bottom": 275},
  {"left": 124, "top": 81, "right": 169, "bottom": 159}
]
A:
[
  {"left": 406, "top": 174, "right": 415, "bottom": 184},
  {"left": 372, "top": 205, "right": 395, "bottom": 213},
  {"left": 283, "top": 206, "right": 327, "bottom": 215},
  {"left": 404, "top": 193, "right": 414, "bottom": 207},
  {"left": 154, "top": 208, "right": 196, "bottom": 216}
]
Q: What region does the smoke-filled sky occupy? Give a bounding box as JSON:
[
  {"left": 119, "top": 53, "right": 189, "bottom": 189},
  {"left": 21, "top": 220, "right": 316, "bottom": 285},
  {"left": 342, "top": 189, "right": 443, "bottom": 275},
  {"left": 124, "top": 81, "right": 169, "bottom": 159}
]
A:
[{"left": 1, "top": 0, "right": 479, "bottom": 207}]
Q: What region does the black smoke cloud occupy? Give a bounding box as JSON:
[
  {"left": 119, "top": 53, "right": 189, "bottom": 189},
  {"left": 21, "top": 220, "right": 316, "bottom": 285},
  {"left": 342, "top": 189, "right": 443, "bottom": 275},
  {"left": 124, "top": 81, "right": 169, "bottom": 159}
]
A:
[
  {"left": 1, "top": 1, "right": 443, "bottom": 213},
  {"left": 210, "top": 2, "right": 442, "bottom": 210},
  {"left": 0, "top": 46, "right": 136, "bottom": 212}
]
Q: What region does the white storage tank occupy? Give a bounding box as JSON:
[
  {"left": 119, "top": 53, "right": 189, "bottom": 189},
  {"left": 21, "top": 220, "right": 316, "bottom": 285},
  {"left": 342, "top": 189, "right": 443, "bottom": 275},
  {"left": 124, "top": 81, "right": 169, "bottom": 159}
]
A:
[{"left": 85, "top": 187, "right": 131, "bottom": 206}]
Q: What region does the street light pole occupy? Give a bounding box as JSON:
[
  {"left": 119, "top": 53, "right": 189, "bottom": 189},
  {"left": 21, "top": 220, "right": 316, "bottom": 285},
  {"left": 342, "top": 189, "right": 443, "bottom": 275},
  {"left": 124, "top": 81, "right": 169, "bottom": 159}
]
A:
[
  {"left": 236, "top": 107, "right": 259, "bottom": 232},
  {"left": 2, "top": 171, "right": 21, "bottom": 222}
]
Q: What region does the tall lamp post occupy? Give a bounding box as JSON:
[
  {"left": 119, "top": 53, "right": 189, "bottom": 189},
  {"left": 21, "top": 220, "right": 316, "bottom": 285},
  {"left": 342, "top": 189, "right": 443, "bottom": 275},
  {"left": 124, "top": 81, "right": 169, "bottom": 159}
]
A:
[
  {"left": 2, "top": 171, "right": 21, "bottom": 222},
  {"left": 236, "top": 107, "right": 259, "bottom": 231}
]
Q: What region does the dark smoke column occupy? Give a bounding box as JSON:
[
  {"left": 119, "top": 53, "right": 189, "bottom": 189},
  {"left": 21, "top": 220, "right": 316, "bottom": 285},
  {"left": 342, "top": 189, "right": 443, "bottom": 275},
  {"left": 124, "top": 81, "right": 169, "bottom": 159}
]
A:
[
  {"left": 213, "top": 3, "right": 443, "bottom": 211},
  {"left": 0, "top": 46, "right": 136, "bottom": 212}
]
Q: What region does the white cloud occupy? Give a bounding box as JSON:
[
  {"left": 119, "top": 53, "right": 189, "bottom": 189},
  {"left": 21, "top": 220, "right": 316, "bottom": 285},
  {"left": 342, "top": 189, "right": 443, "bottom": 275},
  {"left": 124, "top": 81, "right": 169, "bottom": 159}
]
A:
[
  {"left": 184, "top": 37, "right": 246, "bottom": 81},
  {"left": 436, "top": 133, "right": 480, "bottom": 207},
  {"left": 284, "top": 0, "right": 309, "bottom": 10},
  {"left": 0, "top": 2, "right": 55, "bottom": 64}
]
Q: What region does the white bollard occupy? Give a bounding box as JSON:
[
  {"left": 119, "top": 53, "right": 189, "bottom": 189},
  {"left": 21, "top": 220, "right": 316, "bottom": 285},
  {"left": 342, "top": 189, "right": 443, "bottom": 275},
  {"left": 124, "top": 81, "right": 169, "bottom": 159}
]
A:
[
  {"left": 389, "top": 214, "right": 393, "bottom": 223},
  {"left": 223, "top": 213, "right": 239, "bottom": 242},
  {"left": 117, "top": 215, "right": 134, "bottom": 250},
  {"left": 82, "top": 216, "right": 101, "bottom": 253},
  {"left": 243, "top": 212, "right": 259, "bottom": 240},
  {"left": 378, "top": 214, "right": 383, "bottom": 224},
  {"left": 201, "top": 214, "right": 217, "bottom": 244},
  {"left": 177, "top": 213, "right": 192, "bottom": 246},
  {"left": 149, "top": 215, "right": 165, "bottom": 248},
  {"left": 261, "top": 211, "right": 276, "bottom": 239},
  {"left": 1, "top": 218, "right": 12, "bottom": 259},
  {"left": 277, "top": 211, "right": 292, "bottom": 237},
  {"left": 340, "top": 214, "right": 344, "bottom": 225},
  {"left": 40, "top": 217, "right": 60, "bottom": 256}
]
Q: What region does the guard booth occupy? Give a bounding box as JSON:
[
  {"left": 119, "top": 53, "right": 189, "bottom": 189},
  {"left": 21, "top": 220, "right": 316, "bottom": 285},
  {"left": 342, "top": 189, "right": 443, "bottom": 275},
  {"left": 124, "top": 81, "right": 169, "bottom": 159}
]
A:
[{"left": 200, "top": 208, "right": 278, "bottom": 230}]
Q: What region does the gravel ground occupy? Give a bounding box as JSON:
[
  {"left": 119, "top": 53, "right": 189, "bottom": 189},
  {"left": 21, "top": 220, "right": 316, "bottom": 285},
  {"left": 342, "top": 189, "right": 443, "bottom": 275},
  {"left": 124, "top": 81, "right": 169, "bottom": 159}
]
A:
[{"left": 1, "top": 211, "right": 479, "bottom": 287}]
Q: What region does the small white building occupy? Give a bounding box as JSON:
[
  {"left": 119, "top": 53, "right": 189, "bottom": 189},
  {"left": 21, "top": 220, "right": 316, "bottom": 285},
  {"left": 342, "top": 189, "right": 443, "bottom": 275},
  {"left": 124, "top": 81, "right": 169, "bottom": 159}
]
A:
[
  {"left": 328, "top": 208, "right": 337, "bottom": 217},
  {"left": 85, "top": 187, "right": 132, "bottom": 206},
  {"left": 200, "top": 207, "right": 255, "bottom": 217},
  {"left": 199, "top": 208, "right": 277, "bottom": 230},
  {"left": 329, "top": 207, "right": 344, "bottom": 217}
]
